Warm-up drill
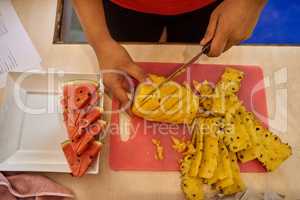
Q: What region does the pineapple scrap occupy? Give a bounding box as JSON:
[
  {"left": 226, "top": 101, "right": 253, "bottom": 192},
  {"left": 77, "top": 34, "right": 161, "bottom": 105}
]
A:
[
  {"left": 171, "top": 136, "right": 187, "bottom": 153},
  {"left": 193, "top": 80, "right": 214, "bottom": 96},
  {"left": 182, "top": 142, "right": 197, "bottom": 156},
  {"left": 151, "top": 139, "right": 164, "bottom": 160},
  {"left": 193, "top": 80, "right": 214, "bottom": 115}
]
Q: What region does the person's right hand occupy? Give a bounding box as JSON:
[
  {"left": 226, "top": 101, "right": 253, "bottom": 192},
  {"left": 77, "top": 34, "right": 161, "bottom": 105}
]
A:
[{"left": 95, "top": 40, "right": 147, "bottom": 111}]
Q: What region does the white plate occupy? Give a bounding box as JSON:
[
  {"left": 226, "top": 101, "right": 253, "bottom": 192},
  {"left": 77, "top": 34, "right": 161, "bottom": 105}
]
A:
[{"left": 0, "top": 71, "right": 104, "bottom": 173}]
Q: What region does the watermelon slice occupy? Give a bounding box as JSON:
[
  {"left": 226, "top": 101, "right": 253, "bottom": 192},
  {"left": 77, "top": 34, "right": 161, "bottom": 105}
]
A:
[
  {"left": 63, "top": 81, "right": 99, "bottom": 110},
  {"left": 71, "top": 129, "right": 95, "bottom": 156},
  {"left": 71, "top": 120, "right": 106, "bottom": 155},
  {"left": 61, "top": 80, "right": 104, "bottom": 177},
  {"left": 78, "top": 107, "right": 102, "bottom": 128},
  {"left": 87, "top": 120, "right": 107, "bottom": 136},
  {"left": 63, "top": 81, "right": 98, "bottom": 98},
  {"left": 62, "top": 140, "right": 102, "bottom": 177}
]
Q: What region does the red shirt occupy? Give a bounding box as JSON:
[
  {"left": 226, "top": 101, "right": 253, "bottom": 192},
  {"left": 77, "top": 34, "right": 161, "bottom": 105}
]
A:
[{"left": 110, "top": 0, "right": 216, "bottom": 15}]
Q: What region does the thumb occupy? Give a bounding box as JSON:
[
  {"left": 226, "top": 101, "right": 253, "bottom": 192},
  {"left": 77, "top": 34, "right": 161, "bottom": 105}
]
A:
[
  {"left": 109, "top": 83, "right": 131, "bottom": 110},
  {"left": 200, "top": 12, "right": 219, "bottom": 45},
  {"left": 123, "top": 62, "right": 147, "bottom": 83}
]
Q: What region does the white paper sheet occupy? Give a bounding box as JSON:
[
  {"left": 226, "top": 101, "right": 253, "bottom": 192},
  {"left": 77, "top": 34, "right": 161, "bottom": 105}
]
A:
[{"left": 0, "top": 0, "right": 41, "bottom": 87}]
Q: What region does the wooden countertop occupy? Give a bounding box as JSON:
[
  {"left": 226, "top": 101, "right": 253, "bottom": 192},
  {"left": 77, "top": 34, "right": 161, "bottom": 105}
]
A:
[{"left": 10, "top": 0, "right": 300, "bottom": 199}]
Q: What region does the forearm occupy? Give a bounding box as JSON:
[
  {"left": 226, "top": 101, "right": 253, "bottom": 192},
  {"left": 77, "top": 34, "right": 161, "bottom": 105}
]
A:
[{"left": 72, "top": 0, "right": 113, "bottom": 53}]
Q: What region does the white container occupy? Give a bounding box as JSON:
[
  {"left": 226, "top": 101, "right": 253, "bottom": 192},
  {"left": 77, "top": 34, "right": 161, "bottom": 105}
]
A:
[{"left": 0, "top": 71, "right": 104, "bottom": 173}]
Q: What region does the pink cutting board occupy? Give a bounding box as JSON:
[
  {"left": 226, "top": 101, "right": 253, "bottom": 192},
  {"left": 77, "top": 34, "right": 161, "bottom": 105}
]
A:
[{"left": 110, "top": 62, "right": 268, "bottom": 172}]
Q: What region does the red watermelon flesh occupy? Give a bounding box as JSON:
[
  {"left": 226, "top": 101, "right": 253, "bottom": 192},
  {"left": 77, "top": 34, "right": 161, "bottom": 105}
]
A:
[
  {"left": 62, "top": 140, "right": 102, "bottom": 177},
  {"left": 78, "top": 107, "right": 102, "bottom": 128},
  {"left": 87, "top": 120, "right": 106, "bottom": 136},
  {"left": 63, "top": 82, "right": 98, "bottom": 98},
  {"left": 71, "top": 120, "right": 106, "bottom": 155},
  {"left": 77, "top": 141, "right": 102, "bottom": 176},
  {"left": 71, "top": 129, "right": 95, "bottom": 156},
  {"left": 67, "top": 94, "right": 91, "bottom": 110},
  {"left": 63, "top": 82, "right": 98, "bottom": 110},
  {"left": 66, "top": 126, "right": 78, "bottom": 140}
]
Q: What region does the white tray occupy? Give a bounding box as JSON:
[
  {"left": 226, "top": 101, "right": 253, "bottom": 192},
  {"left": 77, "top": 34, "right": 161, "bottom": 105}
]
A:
[{"left": 0, "top": 71, "right": 104, "bottom": 173}]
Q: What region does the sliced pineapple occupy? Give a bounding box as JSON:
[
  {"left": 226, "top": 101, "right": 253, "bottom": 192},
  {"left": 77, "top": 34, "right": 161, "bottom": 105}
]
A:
[
  {"left": 181, "top": 176, "right": 204, "bottom": 200},
  {"left": 222, "top": 152, "right": 246, "bottom": 195},
  {"left": 132, "top": 74, "right": 199, "bottom": 124}
]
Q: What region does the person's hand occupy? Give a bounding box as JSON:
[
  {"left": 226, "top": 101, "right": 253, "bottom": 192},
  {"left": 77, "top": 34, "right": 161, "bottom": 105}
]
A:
[
  {"left": 201, "top": 0, "right": 267, "bottom": 57},
  {"left": 95, "top": 40, "right": 147, "bottom": 111}
]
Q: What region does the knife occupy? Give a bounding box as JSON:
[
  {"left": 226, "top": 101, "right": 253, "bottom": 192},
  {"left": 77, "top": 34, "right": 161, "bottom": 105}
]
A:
[{"left": 139, "top": 42, "right": 211, "bottom": 105}]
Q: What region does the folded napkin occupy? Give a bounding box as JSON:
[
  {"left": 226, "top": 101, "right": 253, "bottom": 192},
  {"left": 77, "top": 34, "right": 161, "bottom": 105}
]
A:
[{"left": 0, "top": 173, "right": 74, "bottom": 200}]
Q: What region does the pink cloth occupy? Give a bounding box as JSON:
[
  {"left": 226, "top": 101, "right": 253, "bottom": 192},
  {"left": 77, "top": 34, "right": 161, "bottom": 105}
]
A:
[{"left": 0, "top": 173, "right": 74, "bottom": 200}]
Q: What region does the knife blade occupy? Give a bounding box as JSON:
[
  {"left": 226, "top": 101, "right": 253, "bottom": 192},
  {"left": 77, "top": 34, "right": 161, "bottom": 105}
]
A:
[{"left": 139, "top": 43, "right": 211, "bottom": 106}]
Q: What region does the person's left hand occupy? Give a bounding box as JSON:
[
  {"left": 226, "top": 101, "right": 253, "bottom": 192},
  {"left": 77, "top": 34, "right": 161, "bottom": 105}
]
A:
[{"left": 201, "top": 0, "right": 267, "bottom": 57}]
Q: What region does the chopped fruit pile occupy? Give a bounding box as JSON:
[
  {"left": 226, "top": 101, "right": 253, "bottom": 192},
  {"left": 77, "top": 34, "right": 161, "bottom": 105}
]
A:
[
  {"left": 132, "top": 74, "right": 199, "bottom": 124},
  {"left": 60, "top": 80, "right": 106, "bottom": 177},
  {"left": 152, "top": 139, "right": 164, "bottom": 160},
  {"left": 179, "top": 68, "right": 292, "bottom": 199},
  {"left": 133, "top": 68, "right": 292, "bottom": 199}
]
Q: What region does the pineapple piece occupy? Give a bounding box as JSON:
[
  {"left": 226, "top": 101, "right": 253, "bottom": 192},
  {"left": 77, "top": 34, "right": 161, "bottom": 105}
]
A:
[
  {"left": 159, "top": 86, "right": 190, "bottom": 122},
  {"left": 171, "top": 136, "right": 187, "bottom": 153},
  {"left": 211, "top": 68, "right": 244, "bottom": 115},
  {"left": 183, "top": 142, "right": 197, "bottom": 156},
  {"left": 214, "top": 141, "right": 234, "bottom": 190},
  {"left": 148, "top": 74, "right": 166, "bottom": 84},
  {"left": 132, "top": 83, "right": 160, "bottom": 113},
  {"left": 224, "top": 95, "right": 242, "bottom": 121},
  {"left": 255, "top": 126, "right": 292, "bottom": 171},
  {"left": 218, "top": 68, "right": 244, "bottom": 96},
  {"left": 200, "top": 98, "right": 213, "bottom": 111},
  {"left": 207, "top": 140, "right": 230, "bottom": 185},
  {"left": 222, "top": 152, "right": 246, "bottom": 195},
  {"left": 189, "top": 122, "right": 204, "bottom": 177},
  {"left": 181, "top": 176, "right": 204, "bottom": 200},
  {"left": 198, "top": 132, "right": 219, "bottom": 179},
  {"left": 235, "top": 107, "right": 292, "bottom": 170},
  {"left": 146, "top": 81, "right": 183, "bottom": 121},
  {"left": 206, "top": 151, "right": 221, "bottom": 185},
  {"left": 132, "top": 74, "right": 199, "bottom": 124},
  {"left": 193, "top": 80, "right": 214, "bottom": 96},
  {"left": 180, "top": 154, "right": 193, "bottom": 177},
  {"left": 211, "top": 87, "right": 226, "bottom": 115},
  {"left": 223, "top": 113, "right": 251, "bottom": 152},
  {"left": 237, "top": 109, "right": 259, "bottom": 162},
  {"left": 151, "top": 139, "right": 164, "bottom": 160}
]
